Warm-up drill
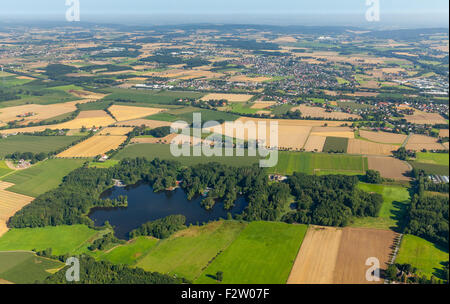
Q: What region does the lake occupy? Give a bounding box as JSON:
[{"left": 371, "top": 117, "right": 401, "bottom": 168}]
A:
[{"left": 89, "top": 182, "right": 248, "bottom": 239}]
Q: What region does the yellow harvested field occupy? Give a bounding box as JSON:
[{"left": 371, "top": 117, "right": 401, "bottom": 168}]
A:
[
  {"left": 359, "top": 130, "right": 407, "bottom": 144},
  {"left": 57, "top": 135, "right": 127, "bottom": 158},
  {"left": 0, "top": 103, "right": 77, "bottom": 124},
  {"left": 303, "top": 135, "right": 327, "bottom": 152},
  {"left": 311, "top": 131, "right": 354, "bottom": 139},
  {"left": 97, "top": 127, "right": 134, "bottom": 136},
  {"left": 405, "top": 134, "right": 446, "bottom": 151},
  {"left": 368, "top": 156, "right": 411, "bottom": 181},
  {"left": 439, "top": 129, "right": 449, "bottom": 138},
  {"left": 347, "top": 139, "right": 398, "bottom": 155},
  {"left": 131, "top": 134, "right": 177, "bottom": 145},
  {"left": 228, "top": 75, "right": 271, "bottom": 83},
  {"left": 115, "top": 119, "right": 172, "bottom": 128},
  {"left": 108, "top": 105, "right": 164, "bottom": 121},
  {"left": 402, "top": 109, "right": 447, "bottom": 125},
  {"left": 201, "top": 93, "right": 254, "bottom": 102},
  {"left": 288, "top": 226, "right": 343, "bottom": 284},
  {"left": 0, "top": 184, "right": 34, "bottom": 237},
  {"left": 250, "top": 101, "right": 276, "bottom": 109},
  {"left": 292, "top": 105, "right": 361, "bottom": 120},
  {"left": 68, "top": 90, "right": 107, "bottom": 100},
  {"left": 56, "top": 110, "right": 116, "bottom": 129}
]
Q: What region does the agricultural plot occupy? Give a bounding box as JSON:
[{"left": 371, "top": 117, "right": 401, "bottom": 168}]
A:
[
  {"left": 287, "top": 226, "right": 397, "bottom": 284},
  {"left": 107, "top": 105, "right": 164, "bottom": 121},
  {"left": 200, "top": 93, "right": 254, "bottom": 102},
  {"left": 57, "top": 135, "right": 127, "bottom": 158},
  {"left": 0, "top": 225, "right": 99, "bottom": 255},
  {"left": 271, "top": 152, "right": 367, "bottom": 175},
  {"left": 0, "top": 182, "right": 34, "bottom": 237},
  {"left": 310, "top": 126, "right": 355, "bottom": 139},
  {"left": 195, "top": 222, "right": 308, "bottom": 284},
  {"left": 113, "top": 143, "right": 261, "bottom": 167},
  {"left": 98, "top": 236, "right": 159, "bottom": 266},
  {"left": 115, "top": 119, "right": 172, "bottom": 128},
  {"left": 359, "top": 130, "right": 407, "bottom": 144},
  {"left": 0, "top": 135, "right": 83, "bottom": 157},
  {"left": 250, "top": 101, "right": 276, "bottom": 109},
  {"left": 135, "top": 221, "right": 247, "bottom": 281},
  {"left": 1, "top": 159, "right": 85, "bottom": 197},
  {"left": 347, "top": 139, "right": 398, "bottom": 156},
  {"left": 402, "top": 110, "right": 447, "bottom": 125},
  {"left": 97, "top": 127, "right": 134, "bottom": 136},
  {"left": 0, "top": 161, "right": 12, "bottom": 178},
  {"left": 405, "top": 134, "right": 446, "bottom": 151},
  {"left": 0, "top": 103, "right": 77, "bottom": 125},
  {"left": 415, "top": 152, "right": 449, "bottom": 166},
  {"left": 102, "top": 89, "right": 205, "bottom": 105},
  {"left": 0, "top": 252, "right": 63, "bottom": 284},
  {"left": 292, "top": 105, "right": 361, "bottom": 120},
  {"left": 368, "top": 156, "right": 411, "bottom": 181},
  {"left": 352, "top": 183, "right": 411, "bottom": 230},
  {"left": 287, "top": 226, "right": 342, "bottom": 284},
  {"left": 396, "top": 234, "right": 449, "bottom": 279},
  {"left": 409, "top": 162, "right": 449, "bottom": 175},
  {"left": 303, "top": 135, "right": 326, "bottom": 152},
  {"left": 439, "top": 129, "right": 449, "bottom": 138},
  {"left": 322, "top": 137, "right": 349, "bottom": 153}
]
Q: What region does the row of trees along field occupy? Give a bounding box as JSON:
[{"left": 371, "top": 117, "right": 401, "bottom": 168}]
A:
[{"left": 8, "top": 157, "right": 384, "bottom": 231}]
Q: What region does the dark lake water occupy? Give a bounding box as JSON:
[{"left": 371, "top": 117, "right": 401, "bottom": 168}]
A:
[{"left": 89, "top": 182, "right": 248, "bottom": 239}]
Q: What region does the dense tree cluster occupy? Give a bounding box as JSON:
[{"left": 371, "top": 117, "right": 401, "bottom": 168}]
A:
[
  {"left": 365, "top": 169, "right": 383, "bottom": 184},
  {"left": 282, "top": 173, "right": 383, "bottom": 227},
  {"left": 42, "top": 256, "right": 186, "bottom": 284},
  {"left": 88, "top": 233, "right": 124, "bottom": 251},
  {"left": 129, "top": 215, "right": 186, "bottom": 239},
  {"left": 405, "top": 192, "right": 449, "bottom": 247}
]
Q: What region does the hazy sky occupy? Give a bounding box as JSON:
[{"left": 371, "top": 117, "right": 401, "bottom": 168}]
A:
[{"left": 0, "top": 0, "right": 448, "bottom": 27}]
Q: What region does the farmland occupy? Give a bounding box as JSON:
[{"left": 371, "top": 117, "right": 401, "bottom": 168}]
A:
[
  {"left": 0, "top": 161, "right": 12, "bottom": 178},
  {"left": 57, "top": 135, "right": 127, "bottom": 158},
  {"left": 1, "top": 159, "right": 85, "bottom": 197},
  {"left": 347, "top": 139, "right": 398, "bottom": 156},
  {"left": 322, "top": 137, "right": 349, "bottom": 153},
  {"left": 288, "top": 226, "right": 398, "bottom": 284},
  {"left": 102, "top": 89, "right": 205, "bottom": 105},
  {"left": 409, "top": 162, "right": 449, "bottom": 175},
  {"left": 195, "top": 222, "right": 308, "bottom": 284},
  {"left": 0, "top": 251, "right": 63, "bottom": 284},
  {"left": 0, "top": 135, "right": 84, "bottom": 157},
  {"left": 107, "top": 105, "right": 164, "bottom": 121},
  {"left": 415, "top": 152, "right": 449, "bottom": 166},
  {"left": 0, "top": 225, "right": 100, "bottom": 255},
  {"left": 135, "top": 221, "right": 247, "bottom": 281},
  {"left": 351, "top": 183, "right": 411, "bottom": 230},
  {"left": 271, "top": 152, "right": 367, "bottom": 175},
  {"left": 367, "top": 156, "right": 411, "bottom": 181},
  {"left": 396, "top": 234, "right": 449, "bottom": 279}
]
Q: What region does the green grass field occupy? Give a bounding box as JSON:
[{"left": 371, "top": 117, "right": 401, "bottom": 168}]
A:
[
  {"left": 322, "top": 137, "right": 349, "bottom": 153},
  {"left": 0, "top": 225, "right": 99, "bottom": 255},
  {"left": 98, "top": 236, "right": 159, "bottom": 265},
  {"left": 0, "top": 251, "right": 63, "bottom": 283},
  {"left": 135, "top": 221, "right": 247, "bottom": 281},
  {"left": 0, "top": 161, "right": 13, "bottom": 178},
  {"left": 113, "top": 143, "right": 262, "bottom": 167},
  {"left": 102, "top": 89, "right": 205, "bottom": 104},
  {"left": 0, "top": 135, "right": 83, "bottom": 157},
  {"left": 1, "top": 159, "right": 85, "bottom": 197},
  {"left": 415, "top": 152, "right": 449, "bottom": 166},
  {"left": 351, "top": 183, "right": 410, "bottom": 231},
  {"left": 396, "top": 235, "right": 448, "bottom": 279},
  {"left": 195, "top": 221, "right": 308, "bottom": 284},
  {"left": 229, "top": 103, "right": 259, "bottom": 115},
  {"left": 270, "top": 152, "right": 367, "bottom": 175},
  {"left": 409, "top": 161, "right": 449, "bottom": 176}
]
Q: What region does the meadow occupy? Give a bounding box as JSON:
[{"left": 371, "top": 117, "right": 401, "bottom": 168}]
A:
[
  {"left": 0, "top": 135, "right": 84, "bottom": 158},
  {"left": 0, "top": 251, "right": 63, "bottom": 284},
  {"left": 409, "top": 161, "right": 449, "bottom": 176},
  {"left": 1, "top": 159, "right": 85, "bottom": 197},
  {"left": 351, "top": 183, "right": 410, "bottom": 231},
  {"left": 396, "top": 234, "right": 448, "bottom": 279},
  {"left": 415, "top": 152, "right": 449, "bottom": 166},
  {"left": 195, "top": 221, "right": 308, "bottom": 284},
  {"left": 270, "top": 152, "right": 367, "bottom": 175},
  {"left": 0, "top": 161, "right": 12, "bottom": 178},
  {"left": 98, "top": 236, "right": 159, "bottom": 265},
  {"left": 0, "top": 225, "right": 99, "bottom": 255},
  {"left": 135, "top": 221, "right": 247, "bottom": 281},
  {"left": 113, "top": 143, "right": 262, "bottom": 167}
]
